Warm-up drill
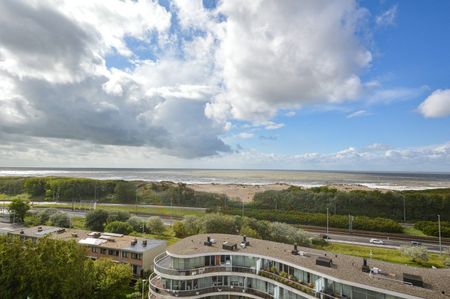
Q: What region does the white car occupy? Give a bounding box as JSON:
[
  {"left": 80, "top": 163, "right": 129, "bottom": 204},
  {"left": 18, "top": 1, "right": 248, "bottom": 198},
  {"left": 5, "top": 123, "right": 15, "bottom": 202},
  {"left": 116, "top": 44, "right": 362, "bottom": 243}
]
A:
[{"left": 369, "top": 238, "right": 384, "bottom": 245}]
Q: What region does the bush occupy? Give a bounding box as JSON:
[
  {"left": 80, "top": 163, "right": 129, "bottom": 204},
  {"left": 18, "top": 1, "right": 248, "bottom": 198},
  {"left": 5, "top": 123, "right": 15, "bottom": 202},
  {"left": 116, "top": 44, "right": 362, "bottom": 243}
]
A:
[
  {"left": 24, "top": 214, "right": 41, "bottom": 227},
  {"left": 37, "top": 208, "right": 58, "bottom": 224},
  {"left": 127, "top": 216, "right": 146, "bottom": 232},
  {"left": 85, "top": 209, "right": 109, "bottom": 231},
  {"left": 172, "top": 221, "right": 187, "bottom": 238},
  {"left": 107, "top": 211, "right": 130, "bottom": 223},
  {"left": 105, "top": 221, "right": 133, "bottom": 235},
  {"left": 147, "top": 217, "right": 165, "bottom": 235},
  {"left": 49, "top": 212, "right": 71, "bottom": 228},
  {"left": 400, "top": 245, "right": 429, "bottom": 262},
  {"left": 414, "top": 221, "right": 450, "bottom": 237}
]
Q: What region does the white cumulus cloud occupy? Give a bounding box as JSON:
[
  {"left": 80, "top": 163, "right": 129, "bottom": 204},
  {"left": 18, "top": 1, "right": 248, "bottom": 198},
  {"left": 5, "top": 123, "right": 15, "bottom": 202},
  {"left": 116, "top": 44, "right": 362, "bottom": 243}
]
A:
[{"left": 418, "top": 89, "right": 450, "bottom": 118}]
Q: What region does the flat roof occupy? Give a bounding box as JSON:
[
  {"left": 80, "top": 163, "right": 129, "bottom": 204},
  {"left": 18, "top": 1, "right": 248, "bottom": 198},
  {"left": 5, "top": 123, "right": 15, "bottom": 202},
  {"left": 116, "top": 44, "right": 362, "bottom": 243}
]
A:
[
  {"left": 167, "top": 234, "right": 450, "bottom": 299},
  {"left": 9, "top": 226, "right": 165, "bottom": 252}
]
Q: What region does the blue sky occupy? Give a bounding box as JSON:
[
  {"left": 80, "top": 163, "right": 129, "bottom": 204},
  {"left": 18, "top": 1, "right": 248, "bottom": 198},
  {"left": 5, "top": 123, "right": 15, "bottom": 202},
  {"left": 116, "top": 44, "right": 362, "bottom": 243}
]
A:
[{"left": 0, "top": 0, "right": 449, "bottom": 170}]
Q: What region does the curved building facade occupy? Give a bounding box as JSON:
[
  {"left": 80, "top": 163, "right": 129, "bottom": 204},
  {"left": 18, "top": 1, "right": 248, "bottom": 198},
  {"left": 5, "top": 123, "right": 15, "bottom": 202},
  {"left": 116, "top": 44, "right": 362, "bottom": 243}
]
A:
[{"left": 149, "top": 234, "right": 450, "bottom": 299}]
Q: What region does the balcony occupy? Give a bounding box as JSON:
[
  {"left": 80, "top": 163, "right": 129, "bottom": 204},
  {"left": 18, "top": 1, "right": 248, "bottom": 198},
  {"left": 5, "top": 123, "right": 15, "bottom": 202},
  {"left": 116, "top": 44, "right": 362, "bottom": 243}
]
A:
[
  {"left": 154, "top": 253, "right": 257, "bottom": 276},
  {"left": 149, "top": 274, "right": 273, "bottom": 298}
]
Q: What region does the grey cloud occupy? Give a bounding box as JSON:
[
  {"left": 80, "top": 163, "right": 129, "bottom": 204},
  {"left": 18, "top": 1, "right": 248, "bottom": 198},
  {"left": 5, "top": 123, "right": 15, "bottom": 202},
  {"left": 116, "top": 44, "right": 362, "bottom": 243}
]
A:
[{"left": 0, "top": 0, "right": 98, "bottom": 80}]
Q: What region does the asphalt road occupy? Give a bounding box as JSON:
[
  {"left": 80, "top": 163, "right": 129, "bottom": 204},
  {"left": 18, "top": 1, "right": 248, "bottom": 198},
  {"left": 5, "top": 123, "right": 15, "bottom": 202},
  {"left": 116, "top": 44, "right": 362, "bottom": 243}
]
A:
[{"left": 308, "top": 231, "right": 448, "bottom": 253}]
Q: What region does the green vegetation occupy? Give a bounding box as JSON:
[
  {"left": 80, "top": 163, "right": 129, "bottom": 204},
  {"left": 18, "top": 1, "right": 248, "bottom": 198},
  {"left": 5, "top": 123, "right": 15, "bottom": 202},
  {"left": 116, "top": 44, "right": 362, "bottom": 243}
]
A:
[
  {"left": 0, "top": 176, "right": 230, "bottom": 208},
  {"left": 322, "top": 243, "right": 447, "bottom": 268},
  {"left": 0, "top": 236, "right": 133, "bottom": 299},
  {"left": 172, "top": 214, "right": 314, "bottom": 247},
  {"left": 402, "top": 226, "right": 426, "bottom": 237},
  {"left": 34, "top": 202, "right": 204, "bottom": 217},
  {"left": 8, "top": 197, "right": 30, "bottom": 222},
  {"left": 221, "top": 208, "right": 403, "bottom": 233},
  {"left": 104, "top": 221, "right": 134, "bottom": 234},
  {"left": 414, "top": 221, "right": 450, "bottom": 237},
  {"left": 251, "top": 186, "right": 450, "bottom": 221},
  {"left": 86, "top": 209, "right": 110, "bottom": 231},
  {"left": 147, "top": 216, "right": 165, "bottom": 235}
]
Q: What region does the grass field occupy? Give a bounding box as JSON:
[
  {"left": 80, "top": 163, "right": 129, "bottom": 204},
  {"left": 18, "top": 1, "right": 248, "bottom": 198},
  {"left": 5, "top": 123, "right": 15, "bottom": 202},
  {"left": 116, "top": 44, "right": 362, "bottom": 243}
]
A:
[
  {"left": 402, "top": 226, "right": 427, "bottom": 237},
  {"left": 33, "top": 202, "right": 205, "bottom": 218},
  {"left": 322, "top": 243, "right": 447, "bottom": 268}
]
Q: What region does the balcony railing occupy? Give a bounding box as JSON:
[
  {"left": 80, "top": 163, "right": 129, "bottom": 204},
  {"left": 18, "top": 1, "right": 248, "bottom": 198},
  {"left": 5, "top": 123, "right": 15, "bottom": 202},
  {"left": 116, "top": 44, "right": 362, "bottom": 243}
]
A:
[
  {"left": 149, "top": 273, "right": 273, "bottom": 298},
  {"left": 154, "top": 253, "right": 257, "bottom": 276}
]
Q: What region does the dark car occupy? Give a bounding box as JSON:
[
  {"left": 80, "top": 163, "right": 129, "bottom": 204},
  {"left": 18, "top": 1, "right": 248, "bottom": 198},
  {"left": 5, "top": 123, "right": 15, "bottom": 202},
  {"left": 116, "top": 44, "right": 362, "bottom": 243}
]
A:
[{"left": 410, "top": 241, "right": 422, "bottom": 246}]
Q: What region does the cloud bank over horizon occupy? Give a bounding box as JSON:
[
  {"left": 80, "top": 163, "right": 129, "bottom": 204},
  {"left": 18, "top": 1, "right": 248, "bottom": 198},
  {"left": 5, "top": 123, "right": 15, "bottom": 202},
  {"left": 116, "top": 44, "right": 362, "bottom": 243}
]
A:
[{"left": 0, "top": 0, "right": 449, "bottom": 170}]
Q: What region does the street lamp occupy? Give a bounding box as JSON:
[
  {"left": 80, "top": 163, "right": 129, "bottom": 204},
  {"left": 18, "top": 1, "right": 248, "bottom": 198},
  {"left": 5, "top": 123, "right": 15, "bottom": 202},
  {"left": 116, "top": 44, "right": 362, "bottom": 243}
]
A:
[
  {"left": 438, "top": 214, "right": 442, "bottom": 255},
  {"left": 142, "top": 278, "right": 146, "bottom": 299},
  {"left": 326, "top": 207, "right": 329, "bottom": 235}
]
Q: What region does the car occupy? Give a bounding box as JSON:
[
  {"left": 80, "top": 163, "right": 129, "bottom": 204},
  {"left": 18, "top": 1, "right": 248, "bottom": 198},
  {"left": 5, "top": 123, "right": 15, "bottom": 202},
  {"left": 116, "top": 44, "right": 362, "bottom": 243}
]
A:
[
  {"left": 369, "top": 238, "right": 384, "bottom": 245},
  {"left": 410, "top": 241, "right": 422, "bottom": 246},
  {"left": 320, "top": 234, "right": 331, "bottom": 240}
]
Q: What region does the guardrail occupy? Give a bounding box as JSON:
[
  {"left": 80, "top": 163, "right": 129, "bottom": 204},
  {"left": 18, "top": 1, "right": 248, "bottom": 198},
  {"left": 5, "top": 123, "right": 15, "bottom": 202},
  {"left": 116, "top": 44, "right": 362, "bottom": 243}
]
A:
[
  {"left": 154, "top": 252, "right": 257, "bottom": 276},
  {"left": 149, "top": 273, "right": 273, "bottom": 298}
]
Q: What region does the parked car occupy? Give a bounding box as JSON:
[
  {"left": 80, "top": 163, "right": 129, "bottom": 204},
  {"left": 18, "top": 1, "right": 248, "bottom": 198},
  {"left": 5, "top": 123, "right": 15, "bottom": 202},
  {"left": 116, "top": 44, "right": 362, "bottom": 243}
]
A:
[
  {"left": 369, "top": 238, "right": 384, "bottom": 245},
  {"left": 410, "top": 241, "right": 422, "bottom": 246}
]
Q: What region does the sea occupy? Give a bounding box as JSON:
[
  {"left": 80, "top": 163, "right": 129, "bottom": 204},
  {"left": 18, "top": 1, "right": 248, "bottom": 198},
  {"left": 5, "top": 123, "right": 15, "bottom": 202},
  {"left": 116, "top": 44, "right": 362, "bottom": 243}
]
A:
[{"left": 0, "top": 168, "right": 449, "bottom": 191}]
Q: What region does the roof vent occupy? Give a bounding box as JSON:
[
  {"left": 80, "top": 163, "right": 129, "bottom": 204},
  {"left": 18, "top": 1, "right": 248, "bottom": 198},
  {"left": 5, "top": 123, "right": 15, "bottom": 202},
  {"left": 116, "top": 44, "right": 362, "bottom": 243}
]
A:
[
  {"left": 57, "top": 228, "right": 66, "bottom": 234},
  {"left": 240, "top": 235, "right": 250, "bottom": 248},
  {"left": 131, "top": 238, "right": 137, "bottom": 246},
  {"left": 362, "top": 258, "right": 370, "bottom": 273},
  {"left": 204, "top": 235, "right": 212, "bottom": 246},
  {"left": 20, "top": 230, "right": 24, "bottom": 234},
  {"left": 291, "top": 243, "right": 299, "bottom": 255},
  {"left": 316, "top": 256, "right": 333, "bottom": 268},
  {"left": 143, "top": 240, "right": 147, "bottom": 247},
  {"left": 403, "top": 273, "right": 423, "bottom": 288},
  {"left": 71, "top": 233, "right": 78, "bottom": 238},
  {"left": 37, "top": 226, "right": 43, "bottom": 232},
  {"left": 222, "top": 241, "right": 237, "bottom": 251}
]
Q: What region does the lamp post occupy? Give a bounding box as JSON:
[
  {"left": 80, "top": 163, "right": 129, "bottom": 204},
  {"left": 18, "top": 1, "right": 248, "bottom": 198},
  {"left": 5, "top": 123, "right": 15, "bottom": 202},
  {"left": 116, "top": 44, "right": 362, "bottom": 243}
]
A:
[
  {"left": 326, "top": 207, "right": 329, "bottom": 235},
  {"left": 438, "top": 214, "right": 442, "bottom": 255},
  {"left": 142, "top": 279, "right": 145, "bottom": 299}
]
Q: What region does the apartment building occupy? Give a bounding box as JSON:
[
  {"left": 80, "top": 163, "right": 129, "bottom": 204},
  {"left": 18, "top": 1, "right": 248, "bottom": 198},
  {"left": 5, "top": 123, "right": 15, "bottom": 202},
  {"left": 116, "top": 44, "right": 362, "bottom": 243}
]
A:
[
  {"left": 9, "top": 225, "right": 166, "bottom": 277},
  {"left": 149, "top": 234, "right": 450, "bottom": 299}
]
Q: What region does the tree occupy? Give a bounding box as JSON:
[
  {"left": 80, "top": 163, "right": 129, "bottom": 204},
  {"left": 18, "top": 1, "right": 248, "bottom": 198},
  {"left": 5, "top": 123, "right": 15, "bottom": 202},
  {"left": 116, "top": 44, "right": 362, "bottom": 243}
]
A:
[
  {"left": 105, "top": 221, "right": 133, "bottom": 235},
  {"left": 107, "top": 210, "right": 130, "bottom": 223},
  {"left": 114, "top": 181, "right": 136, "bottom": 203},
  {"left": 172, "top": 221, "right": 187, "bottom": 238},
  {"left": 92, "top": 259, "right": 133, "bottom": 299},
  {"left": 8, "top": 197, "right": 30, "bottom": 223},
  {"left": 183, "top": 215, "right": 200, "bottom": 236},
  {"left": 24, "top": 178, "right": 47, "bottom": 197},
  {"left": 0, "top": 236, "right": 94, "bottom": 299},
  {"left": 147, "top": 216, "right": 165, "bottom": 235},
  {"left": 49, "top": 212, "right": 71, "bottom": 228},
  {"left": 127, "top": 216, "right": 146, "bottom": 232},
  {"left": 200, "top": 214, "right": 238, "bottom": 234},
  {"left": 37, "top": 208, "right": 58, "bottom": 224},
  {"left": 85, "top": 209, "right": 109, "bottom": 231},
  {"left": 400, "top": 245, "right": 429, "bottom": 263},
  {"left": 240, "top": 225, "right": 260, "bottom": 238}
]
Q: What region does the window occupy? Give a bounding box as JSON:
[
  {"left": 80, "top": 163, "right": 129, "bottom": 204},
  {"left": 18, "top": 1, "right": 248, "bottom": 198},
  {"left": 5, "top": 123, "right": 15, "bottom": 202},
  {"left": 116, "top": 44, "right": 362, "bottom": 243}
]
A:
[
  {"left": 131, "top": 253, "right": 142, "bottom": 260},
  {"left": 122, "top": 251, "right": 128, "bottom": 258},
  {"left": 108, "top": 249, "right": 118, "bottom": 256},
  {"left": 91, "top": 247, "right": 97, "bottom": 253},
  {"left": 100, "top": 248, "right": 107, "bottom": 254}
]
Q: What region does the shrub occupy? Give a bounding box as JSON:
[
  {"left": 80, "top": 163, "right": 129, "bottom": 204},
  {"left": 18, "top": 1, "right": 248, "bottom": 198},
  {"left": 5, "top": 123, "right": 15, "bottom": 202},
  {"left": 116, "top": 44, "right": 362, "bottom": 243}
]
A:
[
  {"left": 85, "top": 209, "right": 109, "bottom": 231},
  {"left": 105, "top": 221, "right": 133, "bottom": 235},
  {"left": 127, "top": 216, "right": 146, "bottom": 232},
  {"left": 37, "top": 208, "right": 58, "bottom": 224},
  {"left": 49, "top": 212, "right": 71, "bottom": 228},
  {"left": 172, "top": 221, "right": 187, "bottom": 238},
  {"left": 107, "top": 211, "right": 130, "bottom": 223},
  {"left": 147, "top": 216, "right": 165, "bottom": 235}
]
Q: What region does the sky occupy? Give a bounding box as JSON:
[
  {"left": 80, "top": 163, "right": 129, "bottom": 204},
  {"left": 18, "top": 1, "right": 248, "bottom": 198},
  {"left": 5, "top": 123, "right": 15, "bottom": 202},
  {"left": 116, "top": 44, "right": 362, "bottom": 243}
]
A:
[{"left": 0, "top": 0, "right": 449, "bottom": 171}]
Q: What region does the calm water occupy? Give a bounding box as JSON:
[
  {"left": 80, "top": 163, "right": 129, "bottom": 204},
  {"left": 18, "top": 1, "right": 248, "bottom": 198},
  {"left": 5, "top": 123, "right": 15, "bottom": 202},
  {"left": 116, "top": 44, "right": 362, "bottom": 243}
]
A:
[{"left": 0, "top": 168, "right": 449, "bottom": 190}]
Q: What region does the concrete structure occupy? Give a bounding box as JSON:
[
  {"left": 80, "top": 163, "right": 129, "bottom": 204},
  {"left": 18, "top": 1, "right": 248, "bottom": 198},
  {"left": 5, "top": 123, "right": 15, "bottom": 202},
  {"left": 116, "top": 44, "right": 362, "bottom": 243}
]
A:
[
  {"left": 149, "top": 234, "right": 450, "bottom": 299},
  {"left": 9, "top": 225, "right": 166, "bottom": 277}
]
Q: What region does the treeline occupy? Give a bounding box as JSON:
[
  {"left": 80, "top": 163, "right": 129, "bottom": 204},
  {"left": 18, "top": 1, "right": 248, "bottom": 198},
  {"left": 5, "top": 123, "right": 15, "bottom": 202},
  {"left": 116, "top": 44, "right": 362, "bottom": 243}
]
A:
[
  {"left": 0, "top": 177, "right": 231, "bottom": 207},
  {"left": 220, "top": 208, "right": 403, "bottom": 233},
  {"left": 251, "top": 186, "right": 450, "bottom": 221},
  {"left": 172, "top": 214, "right": 321, "bottom": 247},
  {"left": 0, "top": 236, "right": 133, "bottom": 299},
  {"left": 414, "top": 221, "right": 450, "bottom": 238}
]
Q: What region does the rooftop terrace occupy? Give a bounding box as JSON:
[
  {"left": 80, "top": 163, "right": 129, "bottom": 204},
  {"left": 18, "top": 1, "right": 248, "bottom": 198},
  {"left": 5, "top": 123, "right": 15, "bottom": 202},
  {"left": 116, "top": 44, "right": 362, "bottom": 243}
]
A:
[{"left": 166, "top": 234, "right": 450, "bottom": 299}]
